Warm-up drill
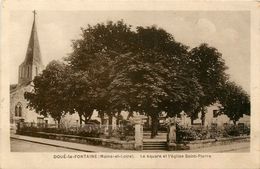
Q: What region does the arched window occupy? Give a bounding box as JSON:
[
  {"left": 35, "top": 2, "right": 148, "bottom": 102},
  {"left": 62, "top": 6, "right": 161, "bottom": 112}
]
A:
[
  {"left": 27, "top": 66, "right": 30, "bottom": 77},
  {"left": 15, "top": 103, "right": 22, "bottom": 117},
  {"left": 23, "top": 67, "right": 26, "bottom": 77},
  {"left": 15, "top": 106, "right": 18, "bottom": 116},
  {"left": 18, "top": 106, "right": 22, "bottom": 117}
]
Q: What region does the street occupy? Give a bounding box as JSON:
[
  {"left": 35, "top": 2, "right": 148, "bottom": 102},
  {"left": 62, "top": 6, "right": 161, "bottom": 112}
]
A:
[
  {"left": 11, "top": 136, "right": 250, "bottom": 152},
  {"left": 11, "top": 139, "right": 79, "bottom": 152},
  {"left": 179, "top": 142, "right": 250, "bottom": 153}
]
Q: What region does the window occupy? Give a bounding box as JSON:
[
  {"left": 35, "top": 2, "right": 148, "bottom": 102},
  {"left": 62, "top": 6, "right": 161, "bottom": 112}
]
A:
[
  {"left": 15, "top": 103, "right": 22, "bottom": 117},
  {"left": 15, "top": 106, "right": 18, "bottom": 116},
  {"left": 18, "top": 106, "right": 22, "bottom": 117},
  {"left": 213, "top": 110, "right": 218, "bottom": 118},
  {"left": 27, "top": 66, "right": 30, "bottom": 77},
  {"left": 37, "top": 117, "right": 44, "bottom": 124},
  {"left": 24, "top": 67, "right": 26, "bottom": 77}
]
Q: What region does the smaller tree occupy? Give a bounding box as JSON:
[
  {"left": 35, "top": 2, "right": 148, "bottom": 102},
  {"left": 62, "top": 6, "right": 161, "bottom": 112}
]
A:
[
  {"left": 24, "top": 60, "right": 68, "bottom": 124},
  {"left": 188, "top": 43, "right": 228, "bottom": 125},
  {"left": 218, "top": 81, "right": 250, "bottom": 124}
]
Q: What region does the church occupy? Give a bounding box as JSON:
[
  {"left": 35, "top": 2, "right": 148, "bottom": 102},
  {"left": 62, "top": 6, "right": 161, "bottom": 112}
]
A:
[{"left": 10, "top": 12, "right": 55, "bottom": 127}]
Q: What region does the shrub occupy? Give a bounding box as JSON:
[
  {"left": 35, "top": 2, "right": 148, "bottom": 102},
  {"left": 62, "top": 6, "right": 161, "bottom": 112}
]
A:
[
  {"left": 176, "top": 123, "right": 250, "bottom": 143},
  {"left": 243, "top": 125, "right": 250, "bottom": 135},
  {"left": 224, "top": 125, "right": 240, "bottom": 136},
  {"left": 223, "top": 124, "right": 250, "bottom": 136},
  {"left": 121, "top": 120, "right": 134, "bottom": 136},
  {"left": 77, "top": 124, "right": 103, "bottom": 137},
  {"left": 176, "top": 125, "right": 197, "bottom": 142},
  {"left": 109, "top": 120, "right": 135, "bottom": 141}
]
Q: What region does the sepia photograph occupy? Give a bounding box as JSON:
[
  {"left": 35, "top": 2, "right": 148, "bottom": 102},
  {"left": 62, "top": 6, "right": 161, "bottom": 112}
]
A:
[
  {"left": 9, "top": 10, "right": 251, "bottom": 153},
  {"left": 1, "top": 1, "right": 260, "bottom": 169}
]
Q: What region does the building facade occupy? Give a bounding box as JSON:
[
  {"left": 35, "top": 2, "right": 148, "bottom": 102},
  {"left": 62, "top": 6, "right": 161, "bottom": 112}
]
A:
[{"left": 10, "top": 12, "right": 54, "bottom": 126}]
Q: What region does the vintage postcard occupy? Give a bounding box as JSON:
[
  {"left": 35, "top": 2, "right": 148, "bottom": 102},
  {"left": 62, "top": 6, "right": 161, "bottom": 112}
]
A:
[{"left": 1, "top": 0, "right": 260, "bottom": 169}]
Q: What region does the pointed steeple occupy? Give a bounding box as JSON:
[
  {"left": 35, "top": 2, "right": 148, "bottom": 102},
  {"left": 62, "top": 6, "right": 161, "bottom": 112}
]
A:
[
  {"left": 18, "top": 10, "right": 44, "bottom": 85},
  {"left": 23, "top": 10, "right": 42, "bottom": 65}
]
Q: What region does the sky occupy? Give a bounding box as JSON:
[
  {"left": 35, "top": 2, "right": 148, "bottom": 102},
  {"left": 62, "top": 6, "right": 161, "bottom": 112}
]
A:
[{"left": 9, "top": 11, "right": 250, "bottom": 93}]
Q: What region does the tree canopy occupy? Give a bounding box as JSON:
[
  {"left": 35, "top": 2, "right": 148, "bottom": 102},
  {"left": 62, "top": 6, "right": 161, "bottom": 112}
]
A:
[
  {"left": 70, "top": 22, "right": 206, "bottom": 137},
  {"left": 24, "top": 60, "right": 68, "bottom": 123},
  {"left": 218, "top": 81, "right": 250, "bottom": 124},
  {"left": 25, "top": 20, "right": 250, "bottom": 136},
  {"left": 188, "top": 43, "right": 228, "bottom": 124}
]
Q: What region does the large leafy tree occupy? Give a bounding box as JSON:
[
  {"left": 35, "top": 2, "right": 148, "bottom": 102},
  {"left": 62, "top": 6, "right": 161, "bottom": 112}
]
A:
[
  {"left": 66, "top": 20, "right": 135, "bottom": 125},
  {"left": 218, "top": 81, "right": 250, "bottom": 124},
  {"left": 109, "top": 26, "right": 203, "bottom": 137},
  {"left": 188, "top": 43, "right": 228, "bottom": 125},
  {"left": 67, "top": 22, "right": 203, "bottom": 137},
  {"left": 109, "top": 51, "right": 169, "bottom": 137},
  {"left": 24, "top": 60, "right": 68, "bottom": 124}
]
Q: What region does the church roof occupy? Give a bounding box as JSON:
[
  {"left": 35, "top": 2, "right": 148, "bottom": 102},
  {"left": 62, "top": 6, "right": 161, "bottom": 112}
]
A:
[{"left": 23, "top": 11, "right": 43, "bottom": 65}]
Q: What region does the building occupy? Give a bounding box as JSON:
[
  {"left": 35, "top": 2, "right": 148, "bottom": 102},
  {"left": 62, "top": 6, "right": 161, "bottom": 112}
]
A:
[
  {"left": 10, "top": 12, "right": 55, "bottom": 126},
  {"left": 179, "top": 103, "right": 250, "bottom": 127}
]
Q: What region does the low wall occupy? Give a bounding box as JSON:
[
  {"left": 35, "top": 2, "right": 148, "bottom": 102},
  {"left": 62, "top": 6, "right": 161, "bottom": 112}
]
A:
[
  {"left": 17, "top": 130, "right": 249, "bottom": 151},
  {"left": 18, "top": 131, "right": 135, "bottom": 150},
  {"left": 186, "top": 136, "right": 250, "bottom": 150}
]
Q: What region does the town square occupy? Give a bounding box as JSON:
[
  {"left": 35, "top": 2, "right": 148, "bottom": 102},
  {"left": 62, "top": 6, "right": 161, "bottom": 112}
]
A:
[{"left": 9, "top": 10, "right": 250, "bottom": 152}]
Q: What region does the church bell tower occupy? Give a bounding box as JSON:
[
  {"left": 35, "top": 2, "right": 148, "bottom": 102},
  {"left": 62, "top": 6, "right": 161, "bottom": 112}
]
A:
[{"left": 18, "top": 10, "right": 44, "bottom": 85}]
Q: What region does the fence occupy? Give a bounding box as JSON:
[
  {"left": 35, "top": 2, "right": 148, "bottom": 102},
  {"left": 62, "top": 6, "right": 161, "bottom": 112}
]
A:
[
  {"left": 17, "top": 122, "right": 135, "bottom": 141},
  {"left": 176, "top": 123, "right": 250, "bottom": 143}
]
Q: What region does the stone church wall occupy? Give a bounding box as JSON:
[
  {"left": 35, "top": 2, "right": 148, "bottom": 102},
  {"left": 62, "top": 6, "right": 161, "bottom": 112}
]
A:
[{"left": 10, "top": 84, "right": 55, "bottom": 125}]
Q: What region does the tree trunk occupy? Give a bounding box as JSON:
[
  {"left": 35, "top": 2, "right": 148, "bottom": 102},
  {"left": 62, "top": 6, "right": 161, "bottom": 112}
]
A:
[
  {"left": 151, "top": 113, "right": 159, "bottom": 138},
  {"left": 79, "top": 114, "right": 83, "bottom": 125},
  {"left": 83, "top": 111, "right": 93, "bottom": 124},
  {"left": 108, "top": 114, "right": 113, "bottom": 125},
  {"left": 116, "top": 112, "right": 121, "bottom": 125},
  {"left": 201, "top": 107, "right": 206, "bottom": 126},
  {"left": 191, "top": 116, "right": 194, "bottom": 125},
  {"left": 57, "top": 118, "right": 61, "bottom": 128},
  {"left": 108, "top": 114, "right": 113, "bottom": 136},
  {"left": 233, "top": 120, "right": 237, "bottom": 125},
  {"left": 155, "top": 118, "right": 159, "bottom": 135},
  {"left": 99, "top": 111, "right": 105, "bottom": 125}
]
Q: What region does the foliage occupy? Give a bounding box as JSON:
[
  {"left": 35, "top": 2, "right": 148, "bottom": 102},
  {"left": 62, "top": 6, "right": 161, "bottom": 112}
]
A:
[
  {"left": 223, "top": 124, "right": 250, "bottom": 136},
  {"left": 65, "top": 21, "right": 136, "bottom": 123},
  {"left": 24, "top": 60, "right": 68, "bottom": 123},
  {"left": 176, "top": 125, "right": 209, "bottom": 142},
  {"left": 224, "top": 125, "right": 240, "bottom": 136},
  {"left": 77, "top": 125, "right": 103, "bottom": 137},
  {"left": 218, "top": 81, "right": 250, "bottom": 124},
  {"left": 18, "top": 121, "right": 135, "bottom": 140},
  {"left": 176, "top": 123, "right": 250, "bottom": 142},
  {"left": 118, "top": 120, "right": 135, "bottom": 140},
  {"left": 60, "top": 21, "right": 206, "bottom": 137},
  {"left": 107, "top": 25, "right": 204, "bottom": 137},
  {"left": 188, "top": 44, "right": 228, "bottom": 124},
  {"left": 24, "top": 20, "right": 250, "bottom": 138}
]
